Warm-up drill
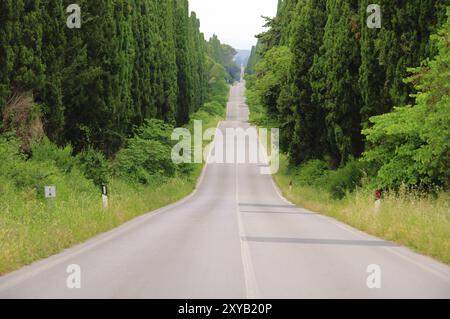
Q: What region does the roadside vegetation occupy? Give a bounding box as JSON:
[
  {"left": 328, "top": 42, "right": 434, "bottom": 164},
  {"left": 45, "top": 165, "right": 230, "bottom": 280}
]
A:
[
  {"left": 0, "top": 89, "right": 226, "bottom": 275},
  {"left": 246, "top": 4, "right": 450, "bottom": 264},
  {"left": 0, "top": 0, "right": 240, "bottom": 274},
  {"left": 273, "top": 155, "right": 450, "bottom": 264}
]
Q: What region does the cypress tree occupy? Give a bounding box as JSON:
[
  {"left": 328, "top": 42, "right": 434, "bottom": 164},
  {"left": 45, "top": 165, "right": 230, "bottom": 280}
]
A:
[
  {"left": 359, "top": 0, "right": 449, "bottom": 128},
  {"left": 0, "top": 0, "right": 233, "bottom": 155},
  {"left": 7, "top": 0, "right": 45, "bottom": 98},
  {"left": 287, "top": 0, "right": 328, "bottom": 164},
  {"left": 173, "top": 0, "right": 192, "bottom": 125},
  {"left": 155, "top": 0, "right": 178, "bottom": 123},
  {"left": 0, "top": 0, "right": 15, "bottom": 113},
  {"left": 39, "top": 0, "right": 67, "bottom": 143},
  {"left": 310, "top": 0, "right": 363, "bottom": 167},
  {"left": 63, "top": 0, "right": 122, "bottom": 154},
  {"left": 114, "top": 0, "right": 135, "bottom": 135}
]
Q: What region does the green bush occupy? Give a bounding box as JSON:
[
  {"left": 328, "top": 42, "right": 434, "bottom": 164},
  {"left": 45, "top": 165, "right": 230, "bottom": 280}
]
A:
[
  {"left": 326, "top": 160, "right": 366, "bottom": 199},
  {"left": 0, "top": 134, "right": 22, "bottom": 169},
  {"left": 113, "top": 138, "right": 176, "bottom": 185},
  {"left": 295, "top": 160, "right": 329, "bottom": 188},
  {"left": 189, "top": 110, "right": 211, "bottom": 123},
  {"left": 202, "top": 101, "right": 225, "bottom": 117},
  {"left": 76, "top": 148, "right": 110, "bottom": 186},
  {"left": 31, "top": 137, "right": 75, "bottom": 173},
  {"left": 363, "top": 15, "right": 450, "bottom": 190},
  {"left": 10, "top": 160, "right": 59, "bottom": 195},
  {"left": 135, "top": 119, "right": 175, "bottom": 146},
  {"left": 210, "top": 93, "right": 228, "bottom": 106}
]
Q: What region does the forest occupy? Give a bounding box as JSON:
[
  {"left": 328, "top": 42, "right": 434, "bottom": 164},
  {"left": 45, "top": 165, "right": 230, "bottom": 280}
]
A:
[{"left": 246, "top": 0, "right": 450, "bottom": 194}]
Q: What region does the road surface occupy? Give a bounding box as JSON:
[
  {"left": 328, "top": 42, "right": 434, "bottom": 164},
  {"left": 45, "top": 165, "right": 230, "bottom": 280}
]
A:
[{"left": 0, "top": 82, "right": 449, "bottom": 299}]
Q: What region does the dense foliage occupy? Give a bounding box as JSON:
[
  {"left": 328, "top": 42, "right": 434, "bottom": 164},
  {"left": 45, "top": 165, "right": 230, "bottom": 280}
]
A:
[
  {"left": 363, "top": 15, "right": 450, "bottom": 190},
  {"left": 247, "top": 0, "right": 450, "bottom": 192},
  {"left": 0, "top": 0, "right": 236, "bottom": 156}
]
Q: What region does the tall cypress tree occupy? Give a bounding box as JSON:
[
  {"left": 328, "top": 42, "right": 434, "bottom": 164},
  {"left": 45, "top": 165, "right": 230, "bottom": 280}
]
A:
[
  {"left": 277, "top": 0, "right": 299, "bottom": 46},
  {"left": 359, "top": 0, "right": 449, "bottom": 128},
  {"left": 114, "top": 0, "right": 135, "bottom": 135},
  {"left": 310, "top": 0, "right": 363, "bottom": 167},
  {"left": 39, "top": 0, "right": 66, "bottom": 143},
  {"left": 0, "top": 0, "right": 15, "bottom": 113},
  {"left": 63, "top": 0, "right": 122, "bottom": 154},
  {"left": 155, "top": 0, "right": 178, "bottom": 123},
  {"left": 287, "top": 0, "right": 328, "bottom": 164},
  {"left": 7, "top": 0, "right": 45, "bottom": 99},
  {"left": 173, "top": 0, "right": 192, "bottom": 125},
  {"left": 188, "top": 12, "right": 205, "bottom": 112},
  {"left": 1, "top": 0, "right": 233, "bottom": 155}
]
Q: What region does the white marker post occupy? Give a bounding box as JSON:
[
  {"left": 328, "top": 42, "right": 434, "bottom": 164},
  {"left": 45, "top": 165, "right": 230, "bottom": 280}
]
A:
[
  {"left": 44, "top": 186, "right": 56, "bottom": 199},
  {"left": 101, "top": 185, "right": 108, "bottom": 209},
  {"left": 374, "top": 190, "right": 381, "bottom": 213},
  {"left": 44, "top": 186, "right": 56, "bottom": 209}
]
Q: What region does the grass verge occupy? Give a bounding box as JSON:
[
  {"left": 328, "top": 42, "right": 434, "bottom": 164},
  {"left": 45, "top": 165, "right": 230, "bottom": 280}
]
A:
[
  {"left": 0, "top": 101, "right": 225, "bottom": 275},
  {"left": 274, "top": 154, "right": 450, "bottom": 264}
]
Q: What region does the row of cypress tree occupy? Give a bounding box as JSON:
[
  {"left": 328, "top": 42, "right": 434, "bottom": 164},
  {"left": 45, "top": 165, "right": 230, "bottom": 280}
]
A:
[
  {"left": 0, "top": 0, "right": 235, "bottom": 155},
  {"left": 247, "top": 0, "right": 449, "bottom": 168}
]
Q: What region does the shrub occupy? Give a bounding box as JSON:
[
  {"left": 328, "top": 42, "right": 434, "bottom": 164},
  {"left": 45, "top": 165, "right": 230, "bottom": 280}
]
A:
[
  {"left": 0, "top": 134, "right": 68, "bottom": 197},
  {"left": 113, "top": 138, "right": 176, "bottom": 185},
  {"left": 326, "top": 160, "right": 366, "bottom": 199},
  {"left": 202, "top": 101, "right": 225, "bottom": 117},
  {"left": 135, "top": 119, "right": 175, "bottom": 146},
  {"left": 189, "top": 110, "right": 211, "bottom": 123},
  {"left": 0, "top": 134, "right": 22, "bottom": 168},
  {"left": 295, "top": 160, "right": 329, "bottom": 188},
  {"left": 10, "top": 160, "right": 60, "bottom": 196},
  {"left": 76, "top": 148, "right": 110, "bottom": 186},
  {"left": 31, "top": 138, "right": 75, "bottom": 173},
  {"left": 363, "top": 15, "right": 450, "bottom": 190}
]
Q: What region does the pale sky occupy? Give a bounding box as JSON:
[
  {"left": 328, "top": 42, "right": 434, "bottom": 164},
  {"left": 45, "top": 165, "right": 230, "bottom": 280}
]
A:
[{"left": 189, "top": 0, "right": 279, "bottom": 50}]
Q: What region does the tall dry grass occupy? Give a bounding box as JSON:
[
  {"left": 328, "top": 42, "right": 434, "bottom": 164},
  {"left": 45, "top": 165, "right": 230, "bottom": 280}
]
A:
[{"left": 274, "top": 155, "right": 450, "bottom": 264}]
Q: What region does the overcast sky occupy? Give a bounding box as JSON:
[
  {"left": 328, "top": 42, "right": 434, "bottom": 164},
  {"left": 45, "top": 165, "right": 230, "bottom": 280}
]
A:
[{"left": 189, "top": 0, "right": 279, "bottom": 50}]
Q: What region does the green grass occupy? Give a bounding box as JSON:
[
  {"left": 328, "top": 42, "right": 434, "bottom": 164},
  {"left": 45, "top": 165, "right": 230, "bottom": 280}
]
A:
[
  {"left": 245, "top": 84, "right": 450, "bottom": 264},
  {"left": 0, "top": 111, "right": 224, "bottom": 275},
  {"left": 274, "top": 154, "right": 450, "bottom": 264}
]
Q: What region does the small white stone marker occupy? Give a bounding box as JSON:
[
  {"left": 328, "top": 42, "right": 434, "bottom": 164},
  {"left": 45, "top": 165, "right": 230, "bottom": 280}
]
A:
[
  {"left": 101, "top": 185, "right": 108, "bottom": 208},
  {"left": 44, "top": 186, "right": 56, "bottom": 199},
  {"left": 374, "top": 190, "right": 381, "bottom": 213}
]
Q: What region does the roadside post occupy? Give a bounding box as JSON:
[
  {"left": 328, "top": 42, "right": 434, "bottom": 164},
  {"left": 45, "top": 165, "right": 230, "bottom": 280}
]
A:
[
  {"left": 374, "top": 190, "right": 381, "bottom": 213},
  {"left": 44, "top": 186, "right": 56, "bottom": 199},
  {"left": 101, "top": 184, "right": 108, "bottom": 209},
  {"left": 44, "top": 186, "right": 56, "bottom": 209}
]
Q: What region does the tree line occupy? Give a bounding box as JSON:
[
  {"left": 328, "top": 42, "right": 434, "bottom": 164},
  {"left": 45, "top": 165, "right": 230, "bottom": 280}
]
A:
[
  {"left": 246, "top": 0, "right": 449, "bottom": 190},
  {"left": 0, "top": 0, "right": 238, "bottom": 156}
]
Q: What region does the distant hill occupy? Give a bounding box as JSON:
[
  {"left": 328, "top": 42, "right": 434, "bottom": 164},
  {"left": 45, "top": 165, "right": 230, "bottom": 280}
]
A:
[{"left": 233, "top": 50, "right": 251, "bottom": 67}]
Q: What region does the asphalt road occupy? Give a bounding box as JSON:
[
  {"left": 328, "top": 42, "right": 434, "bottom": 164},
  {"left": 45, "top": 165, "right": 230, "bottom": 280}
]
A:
[{"left": 0, "top": 82, "right": 449, "bottom": 299}]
